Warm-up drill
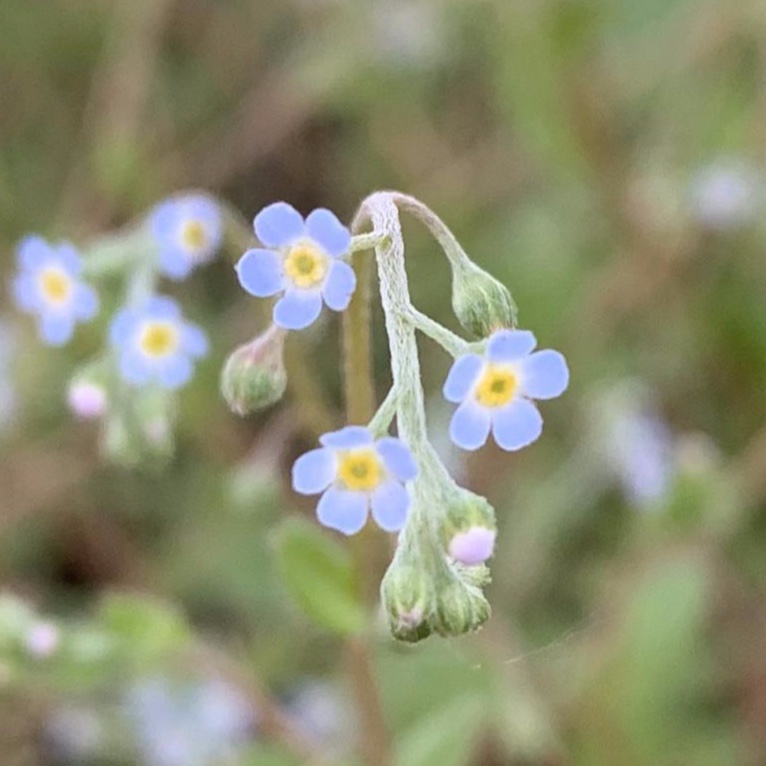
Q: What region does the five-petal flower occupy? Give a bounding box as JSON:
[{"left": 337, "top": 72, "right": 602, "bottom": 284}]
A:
[
  {"left": 236, "top": 202, "right": 356, "bottom": 330},
  {"left": 109, "top": 296, "right": 208, "bottom": 389},
  {"left": 150, "top": 194, "right": 222, "bottom": 280},
  {"left": 292, "top": 425, "right": 418, "bottom": 535},
  {"left": 444, "top": 329, "right": 568, "bottom": 451},
  {"left": 11, "top": 236, "right": 99, "bottom": 346}
]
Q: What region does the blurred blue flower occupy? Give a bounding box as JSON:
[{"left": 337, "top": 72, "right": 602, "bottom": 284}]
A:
[
  {"left": 109, "top": 296, "right": 208, "bottom": 389},
  {"left": 689, "top": 160, "right": 762, "bottom": 231},
  {"left": 292, "top": 425, "right": 417, "bottom": 535},
  {"left": 599, "top": 382, "right": 676, "bottom": 509},
  {"left": 11, "top": 236, "right": 98, "bottom": 345},
  {"left": 150, "top": 194, "right": 223, "bottom": 280},
  {"left": 236, "top": 202, "right": 356, "bottom": 330},
  {"left": 125, "top": 677, "right": 254, "bottom": 766},
  {"left": 444, "top": 329, "right": 568, "bottom": 451}
]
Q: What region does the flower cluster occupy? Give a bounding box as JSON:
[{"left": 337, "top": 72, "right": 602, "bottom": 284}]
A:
[{"left": 9, "top": 193, "right": 221, "bottom": 464}]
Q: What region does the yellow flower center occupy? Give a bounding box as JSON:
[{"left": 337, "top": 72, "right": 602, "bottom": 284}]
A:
[
  {"left": 180, "top": 220, "right": 208, "bottom": 252},
  {"left": 475, "top": 364, "right": 518, "bottom": 408},
  {"left": 39, "top": 267, "right": 71, "bottom": 306},
  {"left": 337, "top": 449, "right": 384, "bottom": 492},
  {"left": 283, "top": 243, "right": 327, "bottom": 289},
  {"left": 139, "top": 321, "right": 179, "bottom": 358}
]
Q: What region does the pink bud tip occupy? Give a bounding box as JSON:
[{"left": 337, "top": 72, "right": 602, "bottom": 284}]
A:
[
  {"left": 26, "top": 622, "right": 59, "bottom": 658},
  {"left": 448, "top": 527, "right": 496, "bottom": 566},
  {"left": 67, "top": 382, "right": 107, "bottom": 419}
]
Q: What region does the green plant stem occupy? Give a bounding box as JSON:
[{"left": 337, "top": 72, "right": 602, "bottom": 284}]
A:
[
  {"left": 342, "top": 248, "right": 393, "bottom": 766},
  {"left": 367, "top": 387, "right": 398, "bottom": 436},
  {"left": 407, "top": 307, "right": 472, "bottom": 357}
]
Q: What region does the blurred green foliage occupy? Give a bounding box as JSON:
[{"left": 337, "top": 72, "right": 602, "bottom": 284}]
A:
[{"left": 2, "top": 0, "right": 766, "bottom": 764}]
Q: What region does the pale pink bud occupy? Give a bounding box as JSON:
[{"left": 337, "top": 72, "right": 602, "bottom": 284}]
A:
[
  {"left": 448, "top": 527, "right": 496, "bottom": 566},
  {"left": 67, "top": 382, "right": 107, "bottom": 419}
]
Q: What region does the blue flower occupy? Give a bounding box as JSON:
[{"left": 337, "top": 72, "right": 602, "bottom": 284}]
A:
[
  {"left": 109, "top": 296, "right": 208, "bottom": 389},
  {"left": 150, "top": 194, "right": 222, "bottom": 280},
  {"left": 292, "top": 425, "right": 418, "bottom": 535},
  {"left": 11, "top": 236, "right": 99, "bottom": 346},
  {"left": 236, "top": 202, "right": 356, "bottom": 330},
  {"left": 443, "top": 329, "right": 568, "bottom": 451}
]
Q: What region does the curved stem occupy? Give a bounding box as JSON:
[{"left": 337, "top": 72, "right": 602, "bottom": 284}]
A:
[
  {"left": 407, "top": 307, "right": 472, "bottom": 358},
  {"left": 389, "top": 191, "right": 474, "bottom": 272},
  {"left": 368, "top": 387, "right": 398, "bottom": 437}
]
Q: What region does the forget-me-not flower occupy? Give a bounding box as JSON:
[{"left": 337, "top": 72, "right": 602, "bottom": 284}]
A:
[
  {"left": 11, "top": 236, "right": 98, "bottom": 345},
  {"left": 444, "top": 329, "right": 568, "bottom": 451},
  {"left": 150, "top": 194, "right": 223, "bottom": 280},
  {"left": 109, "top": 296, "right": 207, "bottom": 389},
  {"left": 236, "top": 202, "right": 356, "bottom": 330},
  {"left": 292, "top": 425, "right": 417, "bottom": 535}
]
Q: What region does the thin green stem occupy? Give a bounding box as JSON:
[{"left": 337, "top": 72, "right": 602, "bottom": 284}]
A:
[
  {"left": 367, "top": 387, "right": 398, "bottom": 437},
  {"left": 407, "top": 307, "right": 472, "bottom": 357},
  {"left": 390, "top": 191, "right": 473, "bottom": 271}
]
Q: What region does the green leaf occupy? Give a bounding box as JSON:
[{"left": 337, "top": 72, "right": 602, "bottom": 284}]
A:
[
  {"left": 99, "top": 592, "right": 190, "bottom": 661},
  {"left": 273, "top": 517, "right": 364, "bottom": 637},
  {"left": 396, "top": 694, "right": 487, "bottom": 766}
]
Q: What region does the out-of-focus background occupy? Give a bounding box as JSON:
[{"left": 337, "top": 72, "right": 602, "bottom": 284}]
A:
[{"left": 2, "top": 0, "right": 766, "bottom": 764}]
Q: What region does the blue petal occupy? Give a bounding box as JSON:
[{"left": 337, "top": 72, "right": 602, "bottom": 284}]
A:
[
  {"left": 305, "top": 209, "right": 351, "bottom": 258},
  {"left": 119, "top": 348, "right": 153, "bottom": 386},
  {"left": 181, "top": 324, "right": 208, "bottom": 358},
  {"left": 150, "top": 199, "right": 176, "bottom": 237},
  {"left": 487, "top": 329, "right": 536, "bottom": 363},
  {"left": 449, "top": 400, "right": 491, "bottom": 451},
  {"left": 322, "top": 260, "right": 356, "bottom": 311},
  {"left": 442, "top": 354, "right": 482, "bottom": 403},
  {"left": 73, "top": 283, "right": 99, "bottom": 320},
  {"left": 254, "top": 202, "right": 305, "bottom": 247},
  {"left": 491, "top": 398, "right": 543, "bottom": 451},
  {"left": 12, "top": 274, "right": 41, "bottom": 312},
  {"left": 519, "top": 350, "right": 569, "bottom": 400},
  {"left": 292, "top": 448, "right": 336, "bottom": 495},
  {"left": 236, "top": 249, "right": 284, "bottom": 297},
  {"left": 370, "top": 480, "right": 410, "bottom": 532},
  {"left": 144, "top": 296, "right": 182, "bottom": 321},
  {"left": 316, "top": 488, "right": 368, "bottom": 535},
  {"left": 375, "top": 437, "right": 418, "bottom": 481},
  {"left": 159, "top": 249, "right": 193, "bottom": 281},
  {"left": 55, "top": 243, "right": 82, "bottom": 275},
  {"left": 273, "top": 288, "right": 323, "bottom": 330},
  {"left": 320, "top": 426, "right": 373, "bottom": 449},
  {"left": 40, "top": 313, "right": 74, "bottom": 346},
  {"left": 109, "top": 308, "right": 138, "bottom": 347},
  {"left": 17, "top": 235, "right": 49, "bottom": 272},
  {"left": 157, "top": 355, "right": 193, "bottom": 389}
]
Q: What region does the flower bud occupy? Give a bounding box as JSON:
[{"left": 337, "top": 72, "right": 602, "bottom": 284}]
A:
[
  {"left": 442, "top": 486, "right": 496, "bottom": 544},
  {"left": 221, "top": 325, "right": 287, "bottom": 416},
  {"left": 448, "top": 527, "right": 496, "bottom": 566},
  {"left": 451, "top": 261, "right": 516, "bottom": 338},
  {"left": 380, "top": 562, "right": 433, "bottom": 643},
  {"left": 67, "top": 381, "right": 108, "bottom": 420},
  {"left": 432, "top": 580, "right": 490, "bottom": 638},
  {"left": 101, "top": 389, "right": 175, "bottom": 467}
]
